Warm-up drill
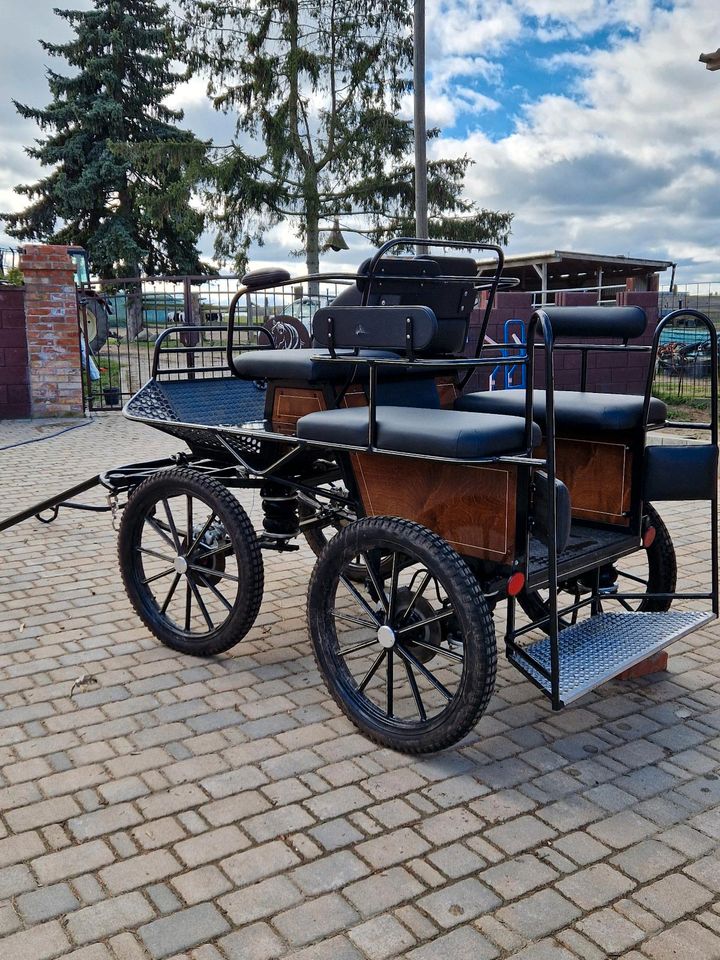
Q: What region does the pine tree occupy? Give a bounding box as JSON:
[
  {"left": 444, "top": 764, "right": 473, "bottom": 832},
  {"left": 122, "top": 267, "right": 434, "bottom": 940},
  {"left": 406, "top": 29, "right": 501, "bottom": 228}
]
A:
[
  {"left": 182, "top": 0, "right": 512, "bottom": 276},
  {"left": 2, "top": 0, "right": 206, "bottom": 279}
]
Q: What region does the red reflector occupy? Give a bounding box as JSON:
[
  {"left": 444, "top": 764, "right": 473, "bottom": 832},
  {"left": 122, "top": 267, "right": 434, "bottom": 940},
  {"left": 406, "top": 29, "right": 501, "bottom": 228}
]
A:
[
  {"left": 643, "top": 526, "right": 656, "bottom": 549},
  {"left": 507, "top": 572, "right": 525, "bottom": 596}
]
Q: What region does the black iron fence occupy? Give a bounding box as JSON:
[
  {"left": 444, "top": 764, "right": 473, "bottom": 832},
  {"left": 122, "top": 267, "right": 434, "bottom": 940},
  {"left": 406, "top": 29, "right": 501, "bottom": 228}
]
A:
[
  {"left": 655, "top": 285, "right": 720, "bottom": 403},
  {"left": 79, "top": 273, "right": 353, "bottom": 410}
]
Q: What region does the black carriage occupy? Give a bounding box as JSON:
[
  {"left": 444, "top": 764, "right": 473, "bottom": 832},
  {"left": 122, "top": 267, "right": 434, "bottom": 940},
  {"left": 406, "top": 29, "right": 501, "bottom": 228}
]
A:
[{"left": 6, "top": 238, "right": 718, "bottom": 754}]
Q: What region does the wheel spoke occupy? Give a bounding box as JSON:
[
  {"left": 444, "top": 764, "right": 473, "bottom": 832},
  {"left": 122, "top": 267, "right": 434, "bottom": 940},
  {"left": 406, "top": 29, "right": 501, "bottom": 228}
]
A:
[
  {"left": 360, "top": 551, "right": 389, "bottom": 614},
  {"left": 145, "top": 517, "right": 177, "bottom": 552},
  {"left": 616, "top": 570, "right": 648, "bottom": 587},
  {"left": 195, "top": 572, "right": 234, "bottom": 613},
  {"left": 137, "top": 546, "right": 174, "bottom": 563},
  {"left": 387, "top": 649, "right": 394, "bottom": 717},
  {"left": 397, "top": 571, "right": 432, "bottom": 626},
  {"left": 396, "top": 608, "right": 455, "bottom": 636},
  {"left": 187, "top": 563, "right": 239, "bottom": 583},
  {"left": 192, "top": 542, "right": 230, "bottom": 562},
  {"left": 341, "top": 637, "right": 380, "bottom": 655},
  {"left": 187, "top": 576, "right": 214, "bottom": 631},
  {"left": 332, "top": 609, "right": 377, "bottom": 630},
  {"left": 404, "top": 637, "right": 463, "bottom": 663},
  {"left": 186, "top": 495, "right": 194, "bottom": 551},
  {"left": 160, "top": 573, "right": 181, "bottom": 614},
  {"left": 403, "top": 656, "right": 427, "bottom": 721},
  {"left": 358, "top": 650, "right": 386, "bottom": 692},
  {"left": 339, "top": 576, "right": 381, "bottom": 627},
  {"left": 142, "top": 566, "right": 175, "bottom": 586},
  {"left": 186, "top": 513, "right": 218, "bottom": 558},
  {"left": 617, "top": 597, "right": 635, "bottom": 611},
  {"left": 396, "top": 643, "right": 453, "bottom": 702},
  {"left": 161, "top": 499, "right": 183, "bottom": 551},
  {"left": 184, "top": 579, "right": 192, "bottom": 630}
]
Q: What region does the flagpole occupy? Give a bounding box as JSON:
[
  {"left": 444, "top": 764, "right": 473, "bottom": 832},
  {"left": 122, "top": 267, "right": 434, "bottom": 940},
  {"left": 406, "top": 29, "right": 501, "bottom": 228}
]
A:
[{"left": 414, "top": 0, "right": 429, "bottom": 247}]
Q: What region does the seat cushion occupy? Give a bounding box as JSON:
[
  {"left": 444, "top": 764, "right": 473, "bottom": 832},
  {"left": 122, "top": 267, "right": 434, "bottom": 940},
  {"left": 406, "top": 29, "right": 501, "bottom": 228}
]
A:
[
  {"left": 232, "top": 348, "right": 399, "bottom": 382},
  {"left": 455, "top": 389, "right": 666, "bottom": 432},
  {"left": 297, "top": 406, "right": 541, "bottom": 459}
]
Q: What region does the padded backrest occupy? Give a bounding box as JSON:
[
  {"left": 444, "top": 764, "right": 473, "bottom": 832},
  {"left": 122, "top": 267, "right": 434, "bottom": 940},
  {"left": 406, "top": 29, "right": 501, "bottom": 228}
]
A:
[
  {"left": 312, "top": 305, "right": 438, "bottom": 353},
  {"left": 540, "top": 306, "right": 647, "bottom": 340},
  {"left": 357, "top": 255, "right": 478, "bottom": 354}
]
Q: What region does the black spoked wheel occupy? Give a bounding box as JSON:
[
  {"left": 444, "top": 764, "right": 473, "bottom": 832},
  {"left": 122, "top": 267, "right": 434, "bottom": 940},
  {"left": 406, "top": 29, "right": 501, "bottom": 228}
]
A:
[
  {"left": 518, "top": 504, "right": 677, "bottom": 629},
  {"left": 308, "top": 516, "right": 497, "bottom": 754},
  {"left": 119, "top": 468, "right": 264, "bottom": 656}
]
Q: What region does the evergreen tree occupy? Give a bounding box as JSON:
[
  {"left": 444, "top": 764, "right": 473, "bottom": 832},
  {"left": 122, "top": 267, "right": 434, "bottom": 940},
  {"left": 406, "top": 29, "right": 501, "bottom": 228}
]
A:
[
  {"left": 2, "top": 0, "right": 206, "bottom": 279},
  {"left": 182, "top": 0, "right": 512, "bottom": 276}
]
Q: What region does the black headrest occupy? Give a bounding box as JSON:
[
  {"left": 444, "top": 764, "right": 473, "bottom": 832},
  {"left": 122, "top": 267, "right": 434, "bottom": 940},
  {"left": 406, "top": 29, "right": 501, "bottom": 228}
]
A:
[
  {"left": 313, "top": 305, "right": 438, "bottom": 352},
  {"left": 242, "top": 267, "right": 291, "bottom": 291},
  {"left": 538, "top": 306, "right": 647, "bottom": 340}
]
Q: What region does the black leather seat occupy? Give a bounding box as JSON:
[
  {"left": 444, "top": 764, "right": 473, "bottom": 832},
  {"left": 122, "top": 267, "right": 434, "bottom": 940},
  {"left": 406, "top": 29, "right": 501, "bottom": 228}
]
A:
[
  {"left": 231, "top": 348, "right": 400, "bottom": 383},
  {"left": 296, "top": 406, "right": 541, "bottom": 459},
  {"left": 455, "top": 389, "right": 667, "bottom": 433}
]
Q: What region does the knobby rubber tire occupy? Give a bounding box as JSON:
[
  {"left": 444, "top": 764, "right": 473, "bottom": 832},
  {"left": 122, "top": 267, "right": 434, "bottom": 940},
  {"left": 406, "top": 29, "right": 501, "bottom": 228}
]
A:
[
  {"left": 308, "top": 516, "right": 497, "bottom": 754},
  {"left": 118, "top": 467, "right": 264, "bottom": 656}
]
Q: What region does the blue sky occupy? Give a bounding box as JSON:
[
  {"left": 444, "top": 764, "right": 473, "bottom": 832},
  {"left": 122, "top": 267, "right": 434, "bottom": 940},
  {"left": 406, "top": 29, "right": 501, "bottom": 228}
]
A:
[{"left": 1, "top": 0, "right": 719, "bottom": 282}]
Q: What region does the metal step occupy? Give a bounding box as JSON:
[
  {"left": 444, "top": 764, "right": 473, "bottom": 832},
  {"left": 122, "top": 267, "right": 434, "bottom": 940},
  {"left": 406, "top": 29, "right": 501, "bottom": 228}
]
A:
[{"left": 509, "top": 611, "right": 715, "bottom": 705}]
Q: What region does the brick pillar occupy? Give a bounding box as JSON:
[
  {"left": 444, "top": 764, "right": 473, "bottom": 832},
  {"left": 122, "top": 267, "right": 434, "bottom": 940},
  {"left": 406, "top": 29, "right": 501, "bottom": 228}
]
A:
[
  {"left": 0, "top": 286, "right": 31, "bottom": 418},
  {"left": 20, "top": 244, "right": 83, "bottom": 417}
]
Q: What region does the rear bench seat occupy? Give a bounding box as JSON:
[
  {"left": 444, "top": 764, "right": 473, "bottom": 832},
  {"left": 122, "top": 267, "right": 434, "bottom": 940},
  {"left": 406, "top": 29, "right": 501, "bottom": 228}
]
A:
[
  {"left": 456, "top": 389, "right": 667, "bottom": 433},
  {"left": 232, "top": 348, "right": 400, "bottom": 383},
  {"left": 296, "top": 406, "right": 541, "bottom": 459}
]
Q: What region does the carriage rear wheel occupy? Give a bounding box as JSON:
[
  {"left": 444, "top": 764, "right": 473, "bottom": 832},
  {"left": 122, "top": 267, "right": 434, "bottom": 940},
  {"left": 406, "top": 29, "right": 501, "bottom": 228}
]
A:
[
  {"left": 518, "top": 503, "right": 677, "bottom": 628},
  {"left": 119, "top": 468, "right": 264, "bottom": 656},
  {"left": 308, "top": 516, "right": 497, "bottom": 753}
]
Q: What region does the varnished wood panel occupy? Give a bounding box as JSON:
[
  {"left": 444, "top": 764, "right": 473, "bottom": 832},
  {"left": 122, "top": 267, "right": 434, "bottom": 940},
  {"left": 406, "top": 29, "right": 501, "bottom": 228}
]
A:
[
  {"left": 272, "top": 387, "right": 324, "bottom": 434},
  {"left": 352, "top": 453, "right": 516, "bottom": 562},
  {"left": 537, "top": 438, "right": 632, "bottom": 524},
  {"left": 436, "top": 379, "right": 459, "bottom": 409}
]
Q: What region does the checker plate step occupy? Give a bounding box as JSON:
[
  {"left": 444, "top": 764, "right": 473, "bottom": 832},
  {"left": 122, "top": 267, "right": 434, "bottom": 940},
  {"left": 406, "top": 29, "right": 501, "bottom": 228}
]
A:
[{"left": 509, "top": 611, "right": 715, "bottom": 705}]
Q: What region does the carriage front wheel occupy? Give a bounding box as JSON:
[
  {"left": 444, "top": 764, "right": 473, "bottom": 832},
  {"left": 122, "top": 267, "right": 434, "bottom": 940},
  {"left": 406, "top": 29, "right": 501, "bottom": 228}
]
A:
[
  {"left": 119, "top": 468, "right": 264, "bottom": 656},
  {"left": 308, "top": 516, "right": 497, "bottom": 753}
]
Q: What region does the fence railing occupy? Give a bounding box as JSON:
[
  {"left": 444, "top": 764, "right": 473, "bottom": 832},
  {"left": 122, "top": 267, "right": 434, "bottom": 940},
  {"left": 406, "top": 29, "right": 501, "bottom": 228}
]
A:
[{"left": 79, "top": 273, "right": 352, "bottom": 410}]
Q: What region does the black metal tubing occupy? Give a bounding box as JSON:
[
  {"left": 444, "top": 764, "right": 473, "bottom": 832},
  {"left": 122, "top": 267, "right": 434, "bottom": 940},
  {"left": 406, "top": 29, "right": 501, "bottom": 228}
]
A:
[
  {"left": 644, "top": 308, "right": 719, "bottom": 617},
  {"left": 152, "top": 324, "right": 273, "bottom": 379},
  {"left": 522, "top": 308, "right": 561, "bottom": 709},
  {"left": 0, "top": 475, "right": 102, "bottom": 534}
]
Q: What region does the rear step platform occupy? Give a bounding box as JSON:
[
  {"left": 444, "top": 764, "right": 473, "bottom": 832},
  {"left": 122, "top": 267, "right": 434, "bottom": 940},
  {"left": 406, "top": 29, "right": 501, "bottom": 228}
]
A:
[{"left": 510, "top": 611, "right": 715, "bottom": 705}]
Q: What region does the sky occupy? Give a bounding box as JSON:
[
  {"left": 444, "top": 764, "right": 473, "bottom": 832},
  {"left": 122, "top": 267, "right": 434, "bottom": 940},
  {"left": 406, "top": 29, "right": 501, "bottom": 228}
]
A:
[{"left": 0, "top": 0, "right": 719, "bottom": 284}]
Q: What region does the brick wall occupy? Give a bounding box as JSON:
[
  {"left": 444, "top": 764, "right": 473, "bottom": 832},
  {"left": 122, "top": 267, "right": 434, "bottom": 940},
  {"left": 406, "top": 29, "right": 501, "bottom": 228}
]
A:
[
  {"left": 0, "top": 286, "right": 31, "bottom": 418},
  {"left": 20, "top": 245, "right": 83, "bottom": 417},
  {"left": 464, "top": 289, "right": 659, "bottom": 396}
]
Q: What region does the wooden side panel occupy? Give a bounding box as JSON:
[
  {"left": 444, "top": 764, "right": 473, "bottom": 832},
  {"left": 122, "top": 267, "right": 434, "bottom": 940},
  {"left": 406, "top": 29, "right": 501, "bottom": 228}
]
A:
[
  {"left": 550, "top": 438, "right": 633, "bottom": 524},
  {"left": 436, "top": 379, "right": 459, "bottom": 409},
  {"left": 272, "top": 387, "right": 324, "bottom": 434},
  {"left": 352, "top": 453, "right": 516, "bottom": 562}
]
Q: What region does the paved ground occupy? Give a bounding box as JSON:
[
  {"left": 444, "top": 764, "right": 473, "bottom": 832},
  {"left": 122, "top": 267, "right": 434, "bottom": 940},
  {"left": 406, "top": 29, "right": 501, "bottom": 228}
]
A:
[{"left": 1, "top": 414, "right": 720, "bottom": 960}]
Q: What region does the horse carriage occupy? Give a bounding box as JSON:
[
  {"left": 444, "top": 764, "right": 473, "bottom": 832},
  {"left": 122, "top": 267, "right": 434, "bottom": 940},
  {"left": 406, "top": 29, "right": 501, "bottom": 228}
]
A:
[{"left": 4, "top": 238, "right": 718, "bottom": 754}]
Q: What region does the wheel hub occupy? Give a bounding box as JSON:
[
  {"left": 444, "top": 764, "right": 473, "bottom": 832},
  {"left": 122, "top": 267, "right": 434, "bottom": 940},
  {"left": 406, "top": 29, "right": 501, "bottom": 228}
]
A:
[
  {"left": 173, "top": 556, "right": 188, "bottom": 574},
  {"left": 377, "top": 624, "right": 396, "bottom": 649}
]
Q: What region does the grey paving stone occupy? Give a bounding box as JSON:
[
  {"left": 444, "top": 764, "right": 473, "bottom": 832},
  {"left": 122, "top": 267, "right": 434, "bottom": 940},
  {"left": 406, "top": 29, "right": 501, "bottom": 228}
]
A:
[
  {"left": 273, "top": 892, "right": 360, "bottom": 947},
  {"left": 610, "top": 839, "right": 686, "bottom": 882},
  {"left": 1, "top": 919, "right": 71, "bottom": 960},
  {"left": 16, "top": 882, "right": 79, "bottom": 923},
  {"left": 218, "top": 875, "right": 303, "bottom": 924},
  {"left": 347, "top": 913, "right": 417, "bottom": 960},
  {"left": 66, "top": 892, "right": 156, "bottom": 944},
  {"left": 684, "top": 851, "right": 720, "bottom": 892},
  {"left": 356, "top": 828, "right": 431, "bottom": 869},
  {"left": 641, "top": 920, "right": 720, "bottom": 959},
  {"left": 485, "top": 815, "right": 557, "bottom": 856},
  {"left": 0, "top": 863, "right": 36, "bottom": 899},
  {"left": 587, "top": 810, "right": 656, "bottom": 849},
  {"left": 406, "top": 926, "right": 499, "bottom": 960},
  {"left": 217, "top": 923, "right": 285, "bottom": 960},
  {"left": 220, "top": 840, "right": 300, "bottom": 886},
  {"left": 427, "top": 842, "right": 486, "bottom": 879},
  {"left": 506, "top": 942, "right": 575, "bottom": 960},
  {"left": 577, "top": 907, "right": 644, "bottom": 953},
  {"left": 417, "top": 878, "right": 501, "bottom": 928},
  {"left": 282, "top": 935, "right": 363, "bottom": 960},
  {"left": 344, "top": 866, "right": 424, "bottom": 916},
  {"left": 481, "top": 854, "right": 558, "bottom": 900},
  {"left": 633, "top": 873, "right": 713, "bottom": 922},
  {"left": 170, "top": 865, "right": 232, "bottom": 905},
  {"left": 138, "top": 904, "right": 230, "bottom": 958},
  {"left": 497, "top": 888, "right": 582, "bottom": 939},
  {"left": 555, "top": 862, "right": 635, "bottom": 910},
  {"left": 291, "top": 850, "right": 370, "bottom": 895}
]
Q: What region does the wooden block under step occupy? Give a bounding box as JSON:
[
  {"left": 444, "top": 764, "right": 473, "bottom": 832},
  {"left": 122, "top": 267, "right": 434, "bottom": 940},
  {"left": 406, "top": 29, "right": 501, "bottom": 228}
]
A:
[{"left": 615, "top": 651, "right": 668, "bottom": 680}]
